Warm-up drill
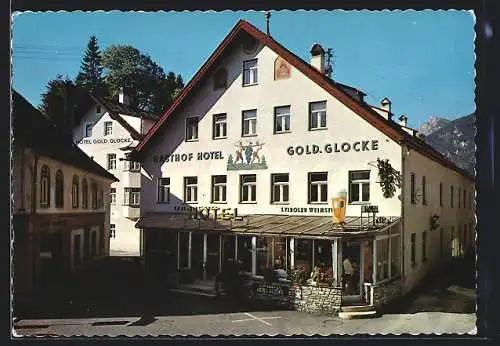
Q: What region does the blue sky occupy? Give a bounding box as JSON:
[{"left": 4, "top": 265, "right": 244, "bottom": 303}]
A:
[{"left": 12, "top": 10, "right": 475, "bottom": 128}]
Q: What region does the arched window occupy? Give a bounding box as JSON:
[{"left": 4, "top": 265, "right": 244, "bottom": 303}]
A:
[
  {"left": 213, "top": 68, "right": 228, "bottom": 90},
  {"left": 40, "top": 165, "right": 51, "bottom": 207},
  {"left": 55, "top": 170, "right": 64, "bottom": 208},
  {"left": 91, "top": 181, "right": 98, "bottom": 209},
  {"left": 82, "top": 179, "right": 88, "bottom": 209},
  {"left": 72, "top": 175, "right": 79, "bottom": 208}
]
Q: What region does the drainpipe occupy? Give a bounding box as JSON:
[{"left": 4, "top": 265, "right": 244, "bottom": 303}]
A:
[{"left": 400, "top": 143, "right": 406, "bottom": 289}]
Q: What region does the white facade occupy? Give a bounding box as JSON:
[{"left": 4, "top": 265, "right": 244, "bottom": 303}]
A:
[
  {"left": 73, "top": 103, "right": 155, "bottom": 256},
  {"left": 137, "top": 30, "right": 474, "bottom": 294}
]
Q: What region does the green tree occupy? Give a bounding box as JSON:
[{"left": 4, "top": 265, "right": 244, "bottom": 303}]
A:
[
  {"left": 75, "top": 35, "right": 106, "bottom": 95},
  {"left": 39, "top": 75, "right": 87, "bottom": 135},
  {"left": 101, "top": 44, "right": 184, "bottom": 114}
]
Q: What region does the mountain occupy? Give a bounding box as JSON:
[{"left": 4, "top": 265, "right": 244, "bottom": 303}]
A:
[
  {"left": 419, "top": 113, "right": 475, "bottom": 176},
  {"left": 419, "top": 116, "right": 451, "bottom": 136}
]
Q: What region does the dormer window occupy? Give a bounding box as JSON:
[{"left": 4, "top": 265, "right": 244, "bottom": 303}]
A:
[
  {"left": 213, "top": 68, "right": 228, "bottom": 90},
  {"left": 84, "top": 122, "right": 93, "bottom": 137},
  {"left": 104, "top": 121, "right": 113, "bottom": 136}
]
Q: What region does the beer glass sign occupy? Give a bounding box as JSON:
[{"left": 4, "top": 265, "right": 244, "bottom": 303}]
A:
[{"left": 331, "top": 189, "right": 348, "bottom": 224}]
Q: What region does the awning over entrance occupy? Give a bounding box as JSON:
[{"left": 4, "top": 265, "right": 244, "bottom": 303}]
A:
[{"left": 136, "top": 212, "right": 401, "bottom": 239}]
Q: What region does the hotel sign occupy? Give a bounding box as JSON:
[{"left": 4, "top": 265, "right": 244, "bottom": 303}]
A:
[
  {"left": 174, "top": 205, "right": 243, "bottom": 221},
  {"left": 78, "top": 137, "right": 133, "bottom": 145},
  {"left": 153, "top": 151, "right": 224, "bottom": 164},
  {"left": 286, "top": 140, "right": 379, "bottom": 156}
]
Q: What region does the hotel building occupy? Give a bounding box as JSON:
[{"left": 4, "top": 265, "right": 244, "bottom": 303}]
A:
[
  {"left": 129, "top": 20, "right": 475, "bottom": 311},
  {"left": 72, "top": 91, "right": 158, "bottom": 257},
  {"left": 12, "top": 91, "right": 118, "bottom": 306}
]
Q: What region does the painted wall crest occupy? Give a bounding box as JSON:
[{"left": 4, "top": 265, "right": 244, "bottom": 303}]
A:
[{"left": 227, "top": 140, "right": 268, "bottom": 171}]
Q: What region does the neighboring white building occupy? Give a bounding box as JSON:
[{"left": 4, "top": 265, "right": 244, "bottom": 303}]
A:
[
  {"left": 72, "top": 89, "right": 158, "bottom": 257},
  {"left": 129, "top": 20, "right": 475, "bottom": 307},
  {"left": 12, "top": 90, "right": 118, "bottom": 305}
]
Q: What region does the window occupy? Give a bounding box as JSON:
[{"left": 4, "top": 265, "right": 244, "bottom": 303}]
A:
[
  {"left": 390, "top": 236, "right": 400, "bottom": 277},
  {"left": 274, "top": 106, "right": 291, "bottom": 133},
  {"left": 55, "top": 169, "right": 64, "bottom": 208},
  {"left": 440, "top": 228, "right": 444, "bottom": 258},
  {"left": 458, "top": 187, "right": 461, "bottom": 208},
  {"left": 107, "top": 154, "right": 117, "bottom": 170},
  {"left": 240, "top": 174, "right": 256, "bottom": 203},
  {"left": 422, "top": 176, "right": 427, "bottom": 205},
  {"left": 212, "top": 175, "right": 227, "bottom": 203},
  {"left": 422, "top": 231, "right": 427, "bottom": 262},
  {"left": 439, "top": 182, "right": 443, "bottom": 207},
  {"left": 451, "top": 226, "right": 456, "bottom": 257},
  {"left": 469, "top": 191, "right": 472, "bottom": 210},
  {"left": 40, "top": 165, "right": 51, "bottom": 207},
  {"left": 178, "top": 232, "right": 189, "bottom": 269},
  {"left": 463, "top": 189, "right": 466, "bottom": 209},
  {"left": 349, "top": 171, "right": 370, "bottom": 203},
  {"left": 124, "top": 187, "right": 140, "bottom": 206},
  {"left": 410, "top": 173, "right": 416, "bottom": 204},
  {"left": 242, "top": 59, "right": 258, "bottom": 86},
  {"left": 242, "top": 109, "right": 257, "bottom": 136},
  {"left": 213, "top": 68, "right": 228, "bottom": 90},
  {"left": 104, "top": 121, "right": 113, "bottom": 136},
  {"left": 125, "top": 161, "right": 141, "bottom": 172},
  {"left": 110, "top": 188, "right": 116, "bottom": 204},
  {"left": 157, "top": 178, "right": 170, "bottom": 203},
  {"left": 84, "top": 122, "right": 93, "bottom": 137},
  {"left": 82, "top": 179, "right": 88, "bottom": 209},
  {"left": 72, "top": 175, "right": 79, "bottom": 208},
  {"left": 186, "top": 117, "right": 199, "bottom": 141},
  {"left": 451, "top": 186, "right": 454, "bottom": 208},
  {"left": 410, "top": 233, "right": 416, "bottom": 266},
  {"left": 309, "top": 101, "right": 327, "bottom": 130},
  {"left": 96, "top": 105, "right": 101, "bottom": 114},
  {"left": 308, "top": 172, "right": 328, "bottom": 203},
  {"left": 271, "top": 173, "right": 289, "bottom": 204},
  {"left": 91, "top": 182, "right": 98, "bottom": 209},
  {"left": 376, "top": 238, "right": 390, "bottom": 281},
  {"left": 184, "top": 177, "right": 198, "bottom": 203},
  {"left": 109, "top": 224, "right": 116, "bottom": 239},
  {"left": 213, "top": 114, "right": 227, "bottom": 139}
]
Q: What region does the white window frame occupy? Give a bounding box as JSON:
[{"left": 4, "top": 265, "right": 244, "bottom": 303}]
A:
[
  {"left": 242, "top": 109, "right": 257, "bottom": 136},
  {"left": 274, "top": 106, "right": 291, "bottom": 133},
  {"left": 271, "top": 173, "right": 289, "bottom": 204},
  {"left": 308, "top": 172, "right": 328, "bottom": 203},
  {"left": 309, "top": 101, "right": 327, "bottom": 130},
  {"left": 213, "top": 114, "right": 227, "bottom": 139},
  {"left": 124, "top": 187, "right": 140, "bottom": 206},
  {"left": 40, "top": 170, "right": 50, "bottom": 206},
  {"left": 349, "top": 170, "right": 371, "bottom": 204},
  {"left": 242, "top": 59, "right": 258, "bottom": 86},
  {"left": 212, "top": 175, "right": 227, "bottom": 203},
  {"left": 157, "top": 178, "right": 170, "bottom": 204},
  {"left": 240, "top": 174, "right": 257, "bottom": 203},
  {"left": 109, "top": 224, "right": 116, "bottom": 239},
  {"left": 184, "top": 177, "right": 198, "bottom": 203},
  {"left": 84, "top": 122, "right": 93, "bottom": 137},
  {"left": 110, "top": 188, "right": 116, "bottom": 204},
  {"left": 104, "top": 121, "right": 113, "bottom": 136},
  {"left": 125, "top": 160, "right": 141, "bottom": 172},
  {"left": 186, "top": 117, "right": 199, "bottom": 141},
  {"left": 107, "top": 153, "right": 117, "bottom": 170}
]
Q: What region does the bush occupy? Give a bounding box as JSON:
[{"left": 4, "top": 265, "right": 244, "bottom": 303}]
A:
[{"left": 287, "top": 267, "right": 309, "bottom": 285}]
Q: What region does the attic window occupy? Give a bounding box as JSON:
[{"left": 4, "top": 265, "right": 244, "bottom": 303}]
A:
[
  {"left": 96, "top": 105, "right": 101, "bottom": 114},
  {"left": 213, "top": 68, "right": 228, "bottom": 90}
]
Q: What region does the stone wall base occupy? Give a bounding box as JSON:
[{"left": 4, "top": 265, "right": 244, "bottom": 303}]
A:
[{"left": 288, "top": 284, "right": 342, "bottom": 316}]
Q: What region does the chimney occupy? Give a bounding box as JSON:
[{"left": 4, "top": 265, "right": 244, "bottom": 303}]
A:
[
  {"left": 119, "top": 87, "right": 130, "bottom": 105},
  {"left": 310, "top": 43, "right": 326, "bottom": 74},
  {"left": 398, "top": 115, "right": 408, "bottom": 127},
  {"left": 381, "top": 97, "right": 392, "bottom": 113}
]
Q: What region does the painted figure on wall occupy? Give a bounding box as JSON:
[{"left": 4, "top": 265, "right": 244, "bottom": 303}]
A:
[
  {"left": 274, "top": 57, "right": 291, "bottom": 80},
  {"left": 234, "top": 141, "right": 244, "bottom": 163},
  {"left": 252, "top": 141, "right": 264, "bottom": 163},
  {"left": 244, "top": 142, "right": 254, "bottom": 164}
]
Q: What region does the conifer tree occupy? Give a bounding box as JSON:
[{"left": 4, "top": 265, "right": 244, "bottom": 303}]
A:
[{"left": 75, "top": 35, "right": 106, "bottom": 95}]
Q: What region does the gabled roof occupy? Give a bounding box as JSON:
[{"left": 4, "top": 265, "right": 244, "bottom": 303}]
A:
[
  {"left": 130, "top": 20, "right": 473, "bottom": 183},
  {"left": 87, "top": 95, "right": 147, "bottom": 141},
  {"left": 12, "top": 90, "right": 119, "bottom": 182}
]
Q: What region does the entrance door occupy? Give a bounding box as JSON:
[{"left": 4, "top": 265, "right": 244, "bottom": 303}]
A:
[
  {"left": 342, "top": 241, "right": 363, "bottom": 297},
  {"left": 191, "top": 233, "right": 204, "bottom": 279},
  {"left": 206, "top": 234, "right": 221, "bottom": 281},
  {"left": 222, "top": 235, "right": 236, "bottom": 265}
]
